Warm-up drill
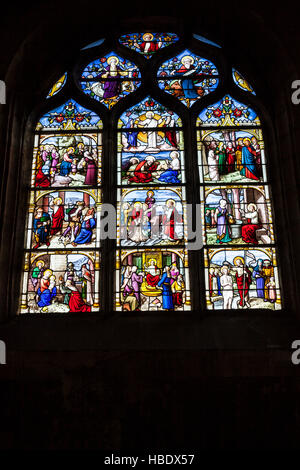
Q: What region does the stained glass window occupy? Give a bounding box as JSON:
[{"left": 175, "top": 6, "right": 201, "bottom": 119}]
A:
[
  {"left": 19, "top": 100, "right": 102, "bottom": 313},
  {"left": 197, "top": 96, "right": 281, "bottom": 310},
  {"left": 19, "top": 30, "right": 282, "bottom": 314},
  {"left": 116, "top": 97, "right": 190, "bottom": 311}
]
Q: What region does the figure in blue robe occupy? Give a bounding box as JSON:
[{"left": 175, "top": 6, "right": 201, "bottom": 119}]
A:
[
  {"left": 73, "top": 216, "right": 96, "bottom": 244},
  {"left": 125, "top": 120, "right": 138, "bottom": 148},
  {"left": 33, "top": 210, "right": 51, "bottom": 247},
  {"left": 59, "top": 160, "right": 72, "bottom": 176},
  {"left": 252, "top": 259, "right": 265, "bottom": 298},
  {"left": 157, "top": 269, "right": 174, "bottom": 309},
  {"left": 240, "top": 143, "right": 259, "bottom": 180},
  {"left": 158, "top": 168, "right": 181, "bottom": 184},
  {"left": 37, "top": 286, "right": 57, "bottom": 307}
]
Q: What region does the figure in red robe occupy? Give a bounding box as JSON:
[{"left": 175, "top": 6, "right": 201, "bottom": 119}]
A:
[
  {"left": 129, "top": 157, "right": 159, "bottom": 183},
  {"left": 162, "top": 200, "right": 182, "bottom": 240},
  {"left": 50, "top": 198, "right": 65, "bottom": 236},
  {"left": 35, "top": 168, "right": 50, "bottom": 187},
  {"left": 134, "top": 33, "right": 162, "bottom": 55},
  {"left": 225, "top": 143, "right": 235, "bottom": 173},
  {"left": 67, "top": 282, "right": 91, "bottom": 313},
  {"left": 145, "top": 260, "right": 160, "bottom": 287},
  {"left": 234, "top": 258, "right": 252, "bottom": 308}
]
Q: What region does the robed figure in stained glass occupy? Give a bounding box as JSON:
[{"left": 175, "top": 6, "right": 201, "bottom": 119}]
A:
[{"left": 240, "top": 138, "right": 259, "bottom": 180}]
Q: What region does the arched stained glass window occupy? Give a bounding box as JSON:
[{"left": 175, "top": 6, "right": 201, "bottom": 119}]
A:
[
  {"left": 19, "top": 97, "right": 102, "bottom": 313},
  {"left": 19, "top": 30, "right": 282, "bottom": 314},
  {"left": 116, "top": 97, "right": 190, "bottom": 311},
  {"left": 197, "top": 95, "right": 281, "bottom": 309}
]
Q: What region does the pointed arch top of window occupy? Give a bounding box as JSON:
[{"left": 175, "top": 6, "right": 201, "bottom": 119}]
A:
[
  {"left": 193, "top": 33, "right": 222, "bottom": 49},
  {"left": 80, "top": 52, "right": 141, "bottom": 108},
  {"left": 117, "top": 96, "right": 183, "bottom": 129},
  {"left": 232, "top": 68, "right": 256, "bottom": 95},
  {"left": 118, "top": 32, "right": 179, "bottom": 58},
  {"left": 35, "top": 99, "right": 103, "bottom": 131},
  {"left": 157, "top": 49, "right": 219, "bottom": 107},
  {"left": 46, "top": 73, "right": 67, "bottom": 99},
  {"left": 197, "top": 95, "right": 261, "bottom": 127}
]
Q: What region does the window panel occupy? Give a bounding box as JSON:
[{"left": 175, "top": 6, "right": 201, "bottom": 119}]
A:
[
  {"left": 115, "top": 248, "right": 191, "bottom": 311},
  {"left": 36, "top": 100, "right": 103, "bottom": 131},
  {"left": 119, "top": 32, "right": 179, "bottom": 58},
  {"left": 117, "top": 187, "right": 186, "bottom": 247},
  {"left": 201, "top": 185, "right": 274, "bottom": 246},
  {"left": 197, "top": 128, "right": 266, "bottom": 183},
  {"left": 197, "top": 95, "right": 260, "bottom": 127},
  {"left": 46, "top": 73, "right": 67, "bottom": 98},
  {"left": 232, "top": 68, "right": 256, "bottom": 95},
  {"left": 198, "top": 94, "right": 282, "bottom": 310},
  {"left": 19, "top": 97, "right": 102, "bottom": 314},
  {"left": 32, "top": 133, "right": 101, "bottom": 189},
  {"left": 20, "top": 251, "right": 100, "bottom": 313},
  {"left": 204, "top": 247, "right": 281, "bottom": 310},
  {"left": 80, "top": 52, "right": 141, "bottom": 108},
  {"left": 157, "top": 50, "right": 219, "bottom": 107}
]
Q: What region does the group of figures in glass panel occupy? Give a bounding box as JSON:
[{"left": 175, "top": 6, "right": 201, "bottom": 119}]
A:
[
  {"left": 28, "top": 190, "right": 98, "bottom": 250},
  {"left": 19, "top": 31, "right": 282, "bottom": 314},
  {"left": 205, "top": 248, "right": 279, "bottom": 310},
  {"left": 117, "top": 249, "right": 190, "bottom": 312},
  {"left": 20, "top": 100, "right": 102, "bottom": 314},
  {"left": 25, "top": 251, "right": 98, "bottom": 313},
  {"left": 34, "top": 134, "right": 101, "bottom": 189},
  {"left": 116, "top": 97, "right": 190, "bottom": 311},
  {"left": 118, "top": 97, "right": 184, "bottom": 186}
]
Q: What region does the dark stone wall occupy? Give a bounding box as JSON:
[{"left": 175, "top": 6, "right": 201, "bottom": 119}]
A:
[
  {"left": 0, "top": 0, "right": 300, "bottom": 450},
  {"left": 1, "top": 350, "right": 300, "bottom": 450}
]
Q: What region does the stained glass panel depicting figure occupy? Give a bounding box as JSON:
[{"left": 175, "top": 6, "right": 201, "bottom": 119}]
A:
[
  {"left": 201, "top": 186, "right": 274, "bottom": 246},
  {"left": 116, "top": 249, "right": 190, "bottom": 311},
  {"left": 80, "top": 52, "right": 141, "bottom": 108},
  {"left": 118, "top": 97, "right": 183, "bottom": 129},
  {"left": 47, "top": 73, "right": 67, "bottom": 98},
  {"left": 232, "top": 68, "right": 256, "bottom": 95},
  {"left": 118, "top": 97, "right": 184, "bottom": 185},
  {"left": 157, "top": 50, "right": 219, "bottom": 107},
  {"left": 205, "top": 248, "right": 281, "bottom": 310},
  {"left": 25, "top": 190, "right": 99, "bottom": 250},
  {"left": 32, "top": 133, "right": 101, "bottom": 188},
  {"left": 198, "top": 128, "right": 265, "bottom": 183},
  {"left": 20, "top": 251, "right": 100, "bottom": 314},
  {"left": 118, "top": 188, "right": 185, "bottom": 247},
  {"left": 119, "top": 32, "right": 179, "bottom": 58}
]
